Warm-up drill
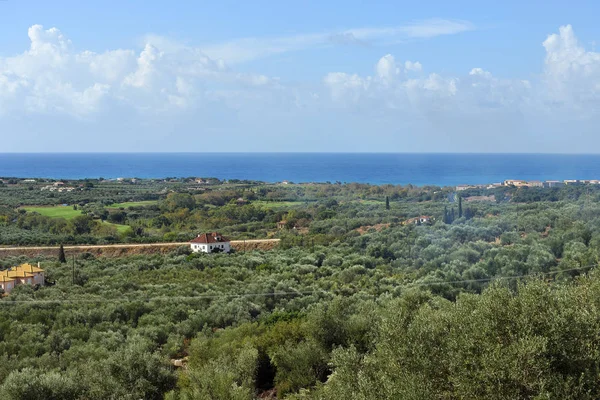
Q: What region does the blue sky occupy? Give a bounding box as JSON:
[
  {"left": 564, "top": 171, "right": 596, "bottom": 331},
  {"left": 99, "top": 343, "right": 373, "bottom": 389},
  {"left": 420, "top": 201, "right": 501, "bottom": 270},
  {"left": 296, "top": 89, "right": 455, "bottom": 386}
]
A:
[{"left": 1, "top": 0, "right": 600, "bottom": 152}]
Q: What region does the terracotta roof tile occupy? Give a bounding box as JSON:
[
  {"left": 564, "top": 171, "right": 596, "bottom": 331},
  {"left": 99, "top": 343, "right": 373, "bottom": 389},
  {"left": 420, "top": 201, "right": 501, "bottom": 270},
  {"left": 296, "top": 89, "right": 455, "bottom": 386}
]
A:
[{"left": 190, "top": 232, "right": 230, "bottom": 244}]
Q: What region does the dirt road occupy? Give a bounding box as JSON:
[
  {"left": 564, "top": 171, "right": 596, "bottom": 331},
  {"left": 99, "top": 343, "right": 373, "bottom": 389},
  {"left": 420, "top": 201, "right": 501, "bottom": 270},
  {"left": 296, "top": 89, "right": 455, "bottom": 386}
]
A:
[{"left": 0, "top": 239, "right": 280, "bottom": 258}]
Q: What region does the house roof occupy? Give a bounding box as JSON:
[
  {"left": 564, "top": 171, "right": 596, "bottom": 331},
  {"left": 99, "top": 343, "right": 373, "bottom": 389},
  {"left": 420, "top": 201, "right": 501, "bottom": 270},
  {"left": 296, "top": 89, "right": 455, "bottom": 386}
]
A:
[
  {"left": 13, "top": 263, "right": 44, "bottom": 273},
  {"left": 191, "top": 232, "right": 230, "bottom": 244},
  {"left": 1, "top": 264, "right": 44, "bottom": 279},
  {"left": 0, "top": 275, "right": 16, "bottom": 283}
]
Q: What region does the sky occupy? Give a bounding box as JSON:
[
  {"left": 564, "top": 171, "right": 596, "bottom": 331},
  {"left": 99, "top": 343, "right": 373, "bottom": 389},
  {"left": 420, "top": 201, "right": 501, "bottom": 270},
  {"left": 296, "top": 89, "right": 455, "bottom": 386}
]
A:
[{"left": 1, "top": 1, "right": 600, "bottom": 152}]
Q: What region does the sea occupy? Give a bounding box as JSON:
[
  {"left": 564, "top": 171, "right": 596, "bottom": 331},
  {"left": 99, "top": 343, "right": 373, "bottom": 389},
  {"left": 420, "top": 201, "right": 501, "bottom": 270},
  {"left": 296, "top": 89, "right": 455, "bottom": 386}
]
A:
[{"left": 2, "top": 153, "right": 600, "bottom": 186}]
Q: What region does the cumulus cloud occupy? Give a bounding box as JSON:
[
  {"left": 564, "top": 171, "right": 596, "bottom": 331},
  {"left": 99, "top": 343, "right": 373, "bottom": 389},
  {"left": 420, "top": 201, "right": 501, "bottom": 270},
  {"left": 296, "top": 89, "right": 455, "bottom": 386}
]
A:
[
  {"left": 320, "top": 26, "right": 600, "bottom": 151},
  {"left": 404, "top": 61, "right": 422, "bottom": 72},
  {"left": 0, "top": 25, "right": 279, "bottom": 117},
  {"left": 542, "top": 24, "right": 600, "bottom": 114},
  {"left": 376, "top": 54, "right": 401, "bottom": 83},
  {"left": 2, "top": 23, "right": 600, "bottom": 153},
  {"left": 324, "top": 24, "right": 600, "bottom": 121}
]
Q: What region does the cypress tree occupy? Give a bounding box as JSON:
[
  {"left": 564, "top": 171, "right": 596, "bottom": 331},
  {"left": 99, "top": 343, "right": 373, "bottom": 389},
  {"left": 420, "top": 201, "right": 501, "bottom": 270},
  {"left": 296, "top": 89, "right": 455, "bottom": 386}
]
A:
[
  {"left": 385, "top": 196, "right": 390, "bottom": 210},
  {"left": 443, "top": 206, "right": 448, "bottom": 224},
  {"left": 458, "top": 195, "right": 463, "bottom": 219},
  {"left": 58, "top": 244, "right": 66, "bottom": 263},
  {"left": 451, "top": 208, "right": 455, "bottom": 223}
]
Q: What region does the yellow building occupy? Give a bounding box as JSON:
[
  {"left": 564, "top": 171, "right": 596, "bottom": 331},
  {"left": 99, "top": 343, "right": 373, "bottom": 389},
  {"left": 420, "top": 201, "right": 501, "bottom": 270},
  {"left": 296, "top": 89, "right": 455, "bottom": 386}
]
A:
[
  {"left": 0, "top": 263, "right": 45, "bottom": 295},
  {"left": 0, "top": 275, "right": 16, "bottom": 294}
]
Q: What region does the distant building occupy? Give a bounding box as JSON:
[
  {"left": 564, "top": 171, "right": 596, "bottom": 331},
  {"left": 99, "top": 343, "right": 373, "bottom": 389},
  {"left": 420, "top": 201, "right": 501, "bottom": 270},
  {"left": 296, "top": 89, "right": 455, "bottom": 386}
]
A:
[
  {"left": 544, "top": 180, "right": 565, "bottom": 188},
  {"left": 277, "top": 220, "right": 288, "bottom": 229},
  {"left": 564, "top": 179, "right": 581, "bottom": 185},
  {"left": 527, "top": 181, "right": 543, "bottom": 187},
  {"left": 404, "top": 216, "right": 433, "bottom": 225},
  {"left": 456, "top": 185, "right": 471, "bottom": 191},
  {"left": 504, "top": 180, "right": 528, "bottom": 187},
  {"left": 0, "top": 263, "right": 45, "bottom": 295},
  {"left": 190, "top": 232, "right": 231, "bottom": 253}
]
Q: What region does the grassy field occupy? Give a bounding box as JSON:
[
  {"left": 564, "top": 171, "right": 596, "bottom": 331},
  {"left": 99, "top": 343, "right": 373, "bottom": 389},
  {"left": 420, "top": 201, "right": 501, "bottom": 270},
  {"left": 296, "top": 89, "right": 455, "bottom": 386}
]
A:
[
  {"left": 22, "top": 206, "right": 82, "bottom": 219},
  {"left": 107, "top": 201, "right": 158, "bottom": 208},
  {"left": 102, "top": 221, "right": 130, "bottom": 233},
  {"left": 23, "top": 206, "right": 130, "bottom": 233},
  {"left": 357, "top": 199, "right": 385, "bottom": 205},
  {"left": 252, "top": 200, "right": 306, "bottom": 209}
]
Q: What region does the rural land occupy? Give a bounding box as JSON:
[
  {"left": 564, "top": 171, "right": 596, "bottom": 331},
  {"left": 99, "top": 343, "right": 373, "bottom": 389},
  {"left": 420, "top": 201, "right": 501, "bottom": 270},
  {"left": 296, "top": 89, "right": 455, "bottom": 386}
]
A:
[{"left": 2, "top": 176, "right": 600, "bottom": 399}]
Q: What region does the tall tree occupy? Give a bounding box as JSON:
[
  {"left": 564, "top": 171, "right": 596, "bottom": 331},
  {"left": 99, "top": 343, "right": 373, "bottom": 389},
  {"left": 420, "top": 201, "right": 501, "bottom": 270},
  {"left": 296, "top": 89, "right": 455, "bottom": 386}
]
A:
[
  {"left": 58, "top": 244, "right": 66, "bottom": 263},
  {"left": 385, "top": 196, "right": 390, "bottom": 210},
  {"left": 458, "top": 195, "right": 463, "bottom": 219}
]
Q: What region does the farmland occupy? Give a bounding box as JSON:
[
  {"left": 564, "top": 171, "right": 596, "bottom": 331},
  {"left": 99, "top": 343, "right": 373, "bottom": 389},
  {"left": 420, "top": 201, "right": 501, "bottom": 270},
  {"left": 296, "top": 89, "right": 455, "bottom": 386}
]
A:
[
  {"left": 3, "top": 179, "right": 600, "bottom": 398},
  {"left": 21, "top": 205, "right": 81, "bottom": 219}
]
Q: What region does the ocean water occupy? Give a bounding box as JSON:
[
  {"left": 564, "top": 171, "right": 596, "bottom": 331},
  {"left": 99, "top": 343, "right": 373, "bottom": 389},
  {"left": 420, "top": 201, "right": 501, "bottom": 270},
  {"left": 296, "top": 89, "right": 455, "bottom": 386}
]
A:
[{"left": 2, "top": 153, "right": 600, "bottom": 186}]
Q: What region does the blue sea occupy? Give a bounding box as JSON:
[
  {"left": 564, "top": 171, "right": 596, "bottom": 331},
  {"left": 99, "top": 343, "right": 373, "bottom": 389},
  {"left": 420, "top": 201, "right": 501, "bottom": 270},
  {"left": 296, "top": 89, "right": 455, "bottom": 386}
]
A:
[{"left": 2, "top": 153, "right": 600, "bottom": 186}]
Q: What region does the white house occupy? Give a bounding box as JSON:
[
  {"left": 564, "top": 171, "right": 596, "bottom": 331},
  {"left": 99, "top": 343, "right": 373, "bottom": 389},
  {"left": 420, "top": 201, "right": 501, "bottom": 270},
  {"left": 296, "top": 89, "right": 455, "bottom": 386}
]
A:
[{"left": 190, "top": 232, "right": 231, "bottom": 253}]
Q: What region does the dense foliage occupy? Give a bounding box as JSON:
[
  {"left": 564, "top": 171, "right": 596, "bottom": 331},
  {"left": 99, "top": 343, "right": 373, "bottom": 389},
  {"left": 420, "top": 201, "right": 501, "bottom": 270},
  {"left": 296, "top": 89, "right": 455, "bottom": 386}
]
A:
[{"left": 2, "top": 178, "right": 600, "bottom": 398}]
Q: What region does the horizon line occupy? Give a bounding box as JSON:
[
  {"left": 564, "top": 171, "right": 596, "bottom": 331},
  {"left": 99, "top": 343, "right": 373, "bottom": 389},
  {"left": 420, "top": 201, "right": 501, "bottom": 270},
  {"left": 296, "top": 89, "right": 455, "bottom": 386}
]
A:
[{"left": 4, "top": 152, "right": 600, "bottom": 156}]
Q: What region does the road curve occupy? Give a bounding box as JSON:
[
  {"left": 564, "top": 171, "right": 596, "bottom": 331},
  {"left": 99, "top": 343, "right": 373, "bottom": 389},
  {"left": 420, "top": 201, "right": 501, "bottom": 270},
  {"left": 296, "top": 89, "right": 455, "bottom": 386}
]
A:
[{"left": 0, "top": 239, "right": 280, "bottom": 252}]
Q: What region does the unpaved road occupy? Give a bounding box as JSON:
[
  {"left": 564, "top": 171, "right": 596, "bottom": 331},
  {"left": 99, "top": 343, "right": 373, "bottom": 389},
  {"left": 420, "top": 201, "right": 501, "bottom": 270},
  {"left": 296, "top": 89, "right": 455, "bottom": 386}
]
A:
[
  {"left": 0, "top": 239, "right": 280, "bottom": 252},
  {"left": 0, "top": 239, "right": 280, "bottom": 258}
]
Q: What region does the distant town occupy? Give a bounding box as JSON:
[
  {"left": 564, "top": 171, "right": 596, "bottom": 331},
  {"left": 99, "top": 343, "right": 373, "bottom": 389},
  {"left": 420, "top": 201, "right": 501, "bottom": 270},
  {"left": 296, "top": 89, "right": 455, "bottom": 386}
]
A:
[{"left": 456, "top": 179, "right": 600, "bottom": 191}]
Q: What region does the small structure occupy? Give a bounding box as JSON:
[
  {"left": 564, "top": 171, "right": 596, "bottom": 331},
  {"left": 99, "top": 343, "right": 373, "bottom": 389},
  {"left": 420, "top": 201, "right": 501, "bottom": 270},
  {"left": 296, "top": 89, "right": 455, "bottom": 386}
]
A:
[
  {"left": 527, "top": 181, "right": 543, "bottom": 187},
  {"left": 0, "top": 263, "right": 45, "bottom": 295},
  {"left": 544, "top": 180, "right": 565, "bottom": 188},
  {"left": 190, "top": 232, "right": 231, "bottom": 253},
  {"left": 504, "top": 180, "right": 528, "bottom": 187},
  {"left": 404, "top": 216, "right": 433, "bottom": 225},
  {"left": 277, "top": 220, "right": 288, "bottom": 230}
]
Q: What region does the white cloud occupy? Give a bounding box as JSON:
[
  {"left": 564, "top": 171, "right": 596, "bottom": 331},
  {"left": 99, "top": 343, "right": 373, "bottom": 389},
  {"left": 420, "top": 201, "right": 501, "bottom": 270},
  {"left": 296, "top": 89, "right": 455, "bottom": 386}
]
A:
[
  {"left": 469, "top": 67, "right": 492, "bottom": 78},
  {"left": 542, "top": 24, "right": 600, "bottom": 113},
  {"left": 201, "top": 19, "right": 473, "bottom": 64},
  {"left": 323, "top": 72, "right": 370, "bottom": 104},
  {"left": 376, "top": 54, "right": 401, "bottom": 83},
  {"left": 2, "top": 23, "right": 600, "bottom": 152},
  {"left": 404, "top": 61, "right": 422, "bottom": 72},
  {"left": 0, "top": 25, "right": 279, "bottom": 117}
]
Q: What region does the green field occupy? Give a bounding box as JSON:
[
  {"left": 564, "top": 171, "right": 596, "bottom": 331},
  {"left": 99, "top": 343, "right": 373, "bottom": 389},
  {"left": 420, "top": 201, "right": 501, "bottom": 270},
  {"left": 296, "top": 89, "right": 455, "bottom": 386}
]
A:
[
  {"left": 252, "top": 200, "right": 306, "bottom": 209},
  {"left": 107, "top": 200, "right": 158, "bottom": 208},
  {"left": 357, "top": 199, "right": 385, "bottom": 205},
  {"left": 102, "top": 221, "right": 131, "bottom": 233},
  {"left": 22, "top": 206, "right": 130, "bottom": 233},
  {"left": 22, "top": 205, "right": 82, "bottom": 219}
]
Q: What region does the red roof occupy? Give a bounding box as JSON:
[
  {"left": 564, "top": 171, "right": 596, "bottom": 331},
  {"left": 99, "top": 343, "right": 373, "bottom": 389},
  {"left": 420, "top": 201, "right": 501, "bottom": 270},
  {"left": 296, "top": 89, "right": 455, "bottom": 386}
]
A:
[{"left": 190, "top": 232, "right": 230, "bottom": 244}]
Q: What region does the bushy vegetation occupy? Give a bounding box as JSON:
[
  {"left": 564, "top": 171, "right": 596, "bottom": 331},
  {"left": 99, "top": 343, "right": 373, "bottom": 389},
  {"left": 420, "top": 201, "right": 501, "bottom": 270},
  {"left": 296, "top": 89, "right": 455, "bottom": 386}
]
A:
[{"left": 2, "top": 179, "right": 600, "bottom": 398}]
